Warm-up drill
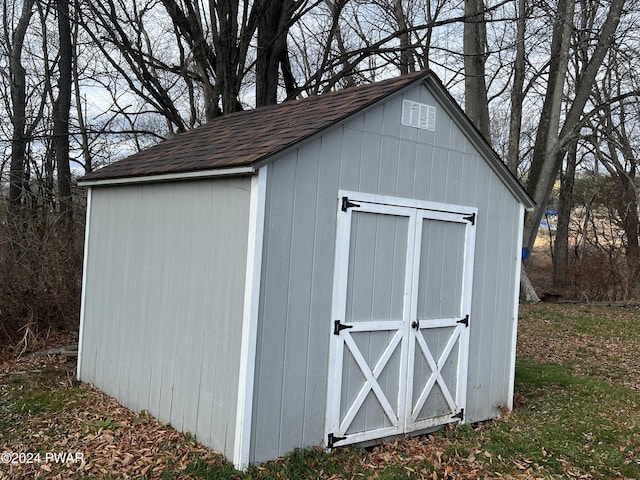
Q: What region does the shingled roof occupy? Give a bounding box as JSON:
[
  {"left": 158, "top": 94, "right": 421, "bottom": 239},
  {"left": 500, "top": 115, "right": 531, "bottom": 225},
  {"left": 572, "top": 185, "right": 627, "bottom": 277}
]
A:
[
  {"left": 80, "top": 70, "right": 434, "bottom": 182},
  {"left": 80, "top": 70, "right": 535, "bottom": 208}
]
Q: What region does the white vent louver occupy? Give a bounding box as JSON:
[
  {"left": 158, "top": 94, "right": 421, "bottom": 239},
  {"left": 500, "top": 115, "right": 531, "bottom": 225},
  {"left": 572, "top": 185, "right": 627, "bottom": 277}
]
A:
[{"left": 401, "top": 100, "right": 436, "bottom": 131}]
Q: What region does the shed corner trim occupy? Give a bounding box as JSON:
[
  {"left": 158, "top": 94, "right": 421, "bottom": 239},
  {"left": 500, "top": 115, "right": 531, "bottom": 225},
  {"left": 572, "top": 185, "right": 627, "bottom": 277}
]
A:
[
  {"left": 507, "top": 203, "right": 527, "bottom": 411},
  {"left": 76, "top": 187, "right": 93, "bottom": 380},
  {"left": 233, "top": 166, "right": 268, "bottom": 469}
]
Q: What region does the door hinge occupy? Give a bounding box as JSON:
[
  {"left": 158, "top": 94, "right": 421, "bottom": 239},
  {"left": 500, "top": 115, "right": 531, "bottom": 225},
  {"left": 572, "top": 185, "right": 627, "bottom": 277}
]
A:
[
  {"left": 341, "top": 196, "right": 360, "bottom": 212},
  {"left": 457, "top": 315, "right": 469, "bottom": 327},
  {"left": 452, "top": 408, "right": 464, "bottom": 421},
  {"left": 327, "top": 433, "right": 346, "bottom": 448},
  {"left": 334, "top": 320, "right": 353, "bottom": 335},
  {"left": 463, "top": 212, "right": 476, "bottom": 225}
]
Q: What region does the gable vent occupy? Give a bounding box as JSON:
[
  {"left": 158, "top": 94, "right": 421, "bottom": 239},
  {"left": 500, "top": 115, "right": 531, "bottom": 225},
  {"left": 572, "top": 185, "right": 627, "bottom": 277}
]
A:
[{"left": 401, "top": 100, "right": 436, "bottom": 131}]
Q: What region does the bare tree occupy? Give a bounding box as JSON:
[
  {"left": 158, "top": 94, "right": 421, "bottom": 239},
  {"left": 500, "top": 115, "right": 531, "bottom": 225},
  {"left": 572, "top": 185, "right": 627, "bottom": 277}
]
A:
[
  {"left": 523, "top": 0, "right": 626, "bottom": 256},
  {"left": 590, "top": 76, "right": 640, "bottom": 298},
  {"left": 463, "top": 0, "right": 490, "bottom": 140},
  {"left": 4, "top": 0, "right": 36, "bottom": 214},
  {"left": 506, "top": 0, "right": 527, "bottom": 173},
  {"left": 53, "top": 0, "right": 73, "bottom": 220},
  {"left": 78, "top": 0, "right": 190, "bottom": 134},
  {"left": 553, "top": 140, "right": 578, "bottom": 289},
  {"left": 255, "top": 0, "right": 305, "bottom": 106},
  {"left": 392, "top": 0, "right": 414, "bottom": 74},
  {"left": 71, "top": 7, "right": 92, "bottom": 173}
]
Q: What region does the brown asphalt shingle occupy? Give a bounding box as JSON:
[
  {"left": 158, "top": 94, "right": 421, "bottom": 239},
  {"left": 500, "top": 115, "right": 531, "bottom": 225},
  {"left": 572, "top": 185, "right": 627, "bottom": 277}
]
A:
[{"left": 81, "top": 70, "right": 432, "bottom": 182}]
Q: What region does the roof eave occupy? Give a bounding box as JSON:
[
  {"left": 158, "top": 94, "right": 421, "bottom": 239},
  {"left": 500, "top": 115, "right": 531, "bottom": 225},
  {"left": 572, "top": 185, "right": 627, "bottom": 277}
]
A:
[{"left": 77, "top": 165, "right": 257, "bottom": 187}]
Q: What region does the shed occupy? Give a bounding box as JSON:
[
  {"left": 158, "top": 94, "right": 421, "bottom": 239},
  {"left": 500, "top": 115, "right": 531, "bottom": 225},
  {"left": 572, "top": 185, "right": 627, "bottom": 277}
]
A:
[{"left": 77, "top": 70, "right": 535, "bottom": 469}]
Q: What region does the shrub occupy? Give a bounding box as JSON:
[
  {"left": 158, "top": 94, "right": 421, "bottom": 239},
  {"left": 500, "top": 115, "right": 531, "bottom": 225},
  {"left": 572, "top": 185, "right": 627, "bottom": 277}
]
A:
[{"left": 0, "top": 199, "right": 85, "bottom": 352}]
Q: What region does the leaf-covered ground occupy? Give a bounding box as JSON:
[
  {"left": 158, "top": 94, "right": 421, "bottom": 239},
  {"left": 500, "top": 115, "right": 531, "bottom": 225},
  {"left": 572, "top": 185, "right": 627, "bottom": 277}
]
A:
[
  {"left": 517, "top": 303, "right": 640, "bottom": 391},
  {"left": 1, "top": 304, "right": 639, "bottom": 479}
]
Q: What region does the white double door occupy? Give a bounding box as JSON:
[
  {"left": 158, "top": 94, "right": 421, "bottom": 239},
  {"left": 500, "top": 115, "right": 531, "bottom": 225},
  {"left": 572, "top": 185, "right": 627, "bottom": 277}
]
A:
[{"left": 326, "top": 192, "right": 477, "bottom": 448}]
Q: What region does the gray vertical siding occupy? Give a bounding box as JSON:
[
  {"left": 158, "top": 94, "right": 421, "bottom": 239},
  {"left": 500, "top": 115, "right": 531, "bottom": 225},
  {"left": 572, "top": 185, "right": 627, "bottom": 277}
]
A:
[
  {"left": 79, "top": 177, "right": 251, "bottom": 459},
  {"left": 417, "top": 219, "right": 466, "bottom": 320},
  {"left": 251, "top": 83, "right": 523, "bottom": 463}
]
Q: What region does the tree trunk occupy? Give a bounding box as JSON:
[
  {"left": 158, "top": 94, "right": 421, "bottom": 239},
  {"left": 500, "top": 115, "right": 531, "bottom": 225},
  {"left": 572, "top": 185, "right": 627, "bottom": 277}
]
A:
[
  {"left": 461, "top": 0, "right": 538, "bottom": 302},
  {"left": 463, "top": 0, "right": 490, "bottom": 141},
  {"left": 506, "top": 0, "right": 526, "bottom": 174},
  {"left": 209, "top": 0, "right": 252, "bottom": 115},
  {"left": 53, "top": 0, "right": 73, "bottom": 221},
  {"left": 8, "top": 0, "right": 35, "bottom": 215},
  {"left": 553, "top": 141, "right": 577, "bottom": 290},
  {"left": 393, "top": 0, "right": 413, "bottom": 75},
  {"left": 256, "top": 0, "right": 295, "bottom": 107},
  {"left": 621, "top": 184, "right": 640, "bottom": 299},
  {"left": 602, "top": 112, "right": 640, "bottom": 300},
  {"left": 316, "top": 0, "right": 354, "bottom": 92},
  {"left": 618, "top": 139, "right": 640, "bottom": 300},
  {"left": 624, "top": 204, "right": 640, "bottom": 299},
  {"left": 160, "top": 0, "right": 219, "bottom": 120},
  {"left": 520, "top": 264, "right": 540, "bottom": 302}
]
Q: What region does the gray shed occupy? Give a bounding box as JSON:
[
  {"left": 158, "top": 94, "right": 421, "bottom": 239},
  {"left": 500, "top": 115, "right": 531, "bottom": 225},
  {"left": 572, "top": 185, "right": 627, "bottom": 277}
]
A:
[{"left": 77, "top": 70, "right": 535, "bottom": 468}]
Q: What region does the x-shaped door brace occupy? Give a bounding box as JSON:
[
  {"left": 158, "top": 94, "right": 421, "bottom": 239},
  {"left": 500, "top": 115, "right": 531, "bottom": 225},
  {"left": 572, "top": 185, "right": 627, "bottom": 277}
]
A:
[
  {"left": 339, "top": 329, "right": 403, "bottom": 434},
  {"left": 410, "top": 325, "right": 461, "bottom": 421}
]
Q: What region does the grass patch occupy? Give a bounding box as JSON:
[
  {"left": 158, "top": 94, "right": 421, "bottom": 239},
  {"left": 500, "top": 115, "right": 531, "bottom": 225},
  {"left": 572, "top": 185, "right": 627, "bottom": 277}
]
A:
[
  {"left": 518, "top": 303, "right": 640, "bottom": 390},
  {"left": 14, "top": 387, "right": 82, "bottom": 416},
  {"left": 0, "top": 368, "right": 84, "bottom": 448},
  {"left": 0, "top": 370, "right": 82, "bottom": 417},
  {"left": 476, "top": 360, "right": 640, "bottom": 478}
]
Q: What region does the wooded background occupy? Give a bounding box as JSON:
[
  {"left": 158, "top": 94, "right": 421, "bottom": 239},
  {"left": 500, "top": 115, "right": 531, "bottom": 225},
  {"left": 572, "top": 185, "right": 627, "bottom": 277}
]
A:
[{"left": 1, "top": 0, "right": 638, "bottom": 345}]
